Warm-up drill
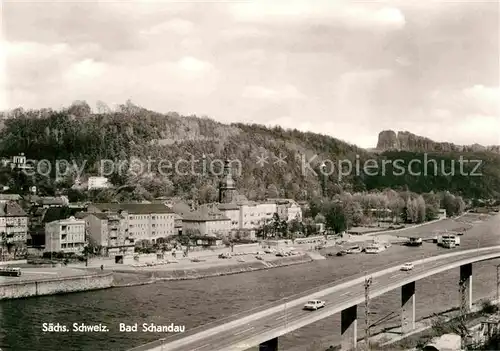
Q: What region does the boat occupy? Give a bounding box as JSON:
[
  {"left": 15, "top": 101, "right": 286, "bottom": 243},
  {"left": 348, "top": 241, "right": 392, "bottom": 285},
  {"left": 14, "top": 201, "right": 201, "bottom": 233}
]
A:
[
  {"left": 405, "top": 237, "right": 423, "bottom": 247},
  {"left": 346, "top": 246, "right": 362, "bottom": 254},
  {"left": 0, "top": 267, "right": 21, "bottom": 277},
  {"left": 364, "top": 244, "right": 386, "bottom": 254},
  {"left": 442, "top": 239, "right": 456, "bottom": 249}
]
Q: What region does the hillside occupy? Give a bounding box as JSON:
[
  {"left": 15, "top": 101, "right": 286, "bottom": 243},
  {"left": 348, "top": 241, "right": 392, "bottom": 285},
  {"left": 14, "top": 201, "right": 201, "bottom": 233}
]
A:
[
  {"left": 376, "top": 130, "right": 500, "bottom": 153},
  {"left": 0, "top": 102, "right": 499, "bottom": 200}
]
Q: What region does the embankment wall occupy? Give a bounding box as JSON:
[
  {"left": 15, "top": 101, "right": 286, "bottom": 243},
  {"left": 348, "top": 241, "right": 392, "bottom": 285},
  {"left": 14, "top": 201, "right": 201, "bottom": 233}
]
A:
[
  {"left": 113, "top": 254, "right": 312, "bottom": 284},
  {"left": 0, "top": 273, "right": 113, "bottom": 300}
]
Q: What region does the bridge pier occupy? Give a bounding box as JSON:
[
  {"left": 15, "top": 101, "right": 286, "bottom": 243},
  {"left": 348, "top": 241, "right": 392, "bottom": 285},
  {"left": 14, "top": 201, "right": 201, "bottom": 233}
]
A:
[
  {"left": 259, "top": 337, "right": 278, "bottom": 351},
  {"left": 401, "top": 281, "right": 416, "bottom": 334},
  {"left": 341, "top": 305, "right": 357, "bottom": 350},
  {"left": 460, "top": 263, "right": 472, "bottom": 313}
]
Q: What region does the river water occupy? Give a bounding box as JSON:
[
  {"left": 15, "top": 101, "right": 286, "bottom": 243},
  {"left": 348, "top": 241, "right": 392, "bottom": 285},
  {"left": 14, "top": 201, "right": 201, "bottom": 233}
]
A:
[{"left": 1, "top": 213, "right": 499, "bottom": 351}]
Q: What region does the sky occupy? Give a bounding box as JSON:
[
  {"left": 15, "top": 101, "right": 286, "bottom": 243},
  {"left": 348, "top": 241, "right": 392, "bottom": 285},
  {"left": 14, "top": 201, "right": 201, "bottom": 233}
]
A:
[{"left": 0, "top": 0, "right": 499, "bottom": 148}]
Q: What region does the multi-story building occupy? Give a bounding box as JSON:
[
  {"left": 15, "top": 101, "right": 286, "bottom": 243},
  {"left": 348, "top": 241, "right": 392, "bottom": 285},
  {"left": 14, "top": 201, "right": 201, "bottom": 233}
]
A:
[
  {"left": 182, "top": 204, "right": 231, "bottom": 237},
  {"left": 87, "top": 203, "right": 175, "bottom": 244},
  {"left": 268, "top": 198, "right": 302, "bottom": 222},
  {"left": 238, "top": 201, "right": 277, "bottom": 230},
  {"left": 0, "top": 200, "right": 29, "bottom": 247},
  {"left": 88, "top": 176, "right": 110, "bottom": 190},
  {"left": 84, "top": 212, "right": 134, "bottom": 256},
  {"left": 168, "top": 201, "right": 192, "bottom": 235},
  {"left": 45, "top": 216, "right": 85, "bottom": 254}
]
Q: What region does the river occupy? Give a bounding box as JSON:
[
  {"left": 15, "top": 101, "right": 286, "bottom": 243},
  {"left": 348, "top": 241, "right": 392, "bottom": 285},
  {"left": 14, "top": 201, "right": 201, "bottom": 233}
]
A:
[{"left": 1, "top": 213, "right": 499, "bottom": 351}]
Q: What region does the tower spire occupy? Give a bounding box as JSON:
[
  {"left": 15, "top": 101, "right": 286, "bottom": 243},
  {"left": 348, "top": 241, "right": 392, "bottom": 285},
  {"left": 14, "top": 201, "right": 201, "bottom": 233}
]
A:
[{"left": 219, "top": 160, "right": 236, "bottom": 203}]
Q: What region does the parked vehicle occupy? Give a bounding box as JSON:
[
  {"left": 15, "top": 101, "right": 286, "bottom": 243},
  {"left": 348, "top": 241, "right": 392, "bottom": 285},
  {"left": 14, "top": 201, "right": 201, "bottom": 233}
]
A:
[
  {"left": 336, "top": 250, "right": 347, "bottom": 256},
  {"left": 218, "top": 253, "right": 231, "bottom": 259},
  {"left": 400, "top": 262, "right": 414, "bottom": 271},
  {"left": 303, "top": 299, "right": 326, "bottom": 310},
  {"left": 0, "top": 267, "right": 21, "bottom": 277},
  {"left": 437, "top": 235, "right": 460, "bottom": 247}
]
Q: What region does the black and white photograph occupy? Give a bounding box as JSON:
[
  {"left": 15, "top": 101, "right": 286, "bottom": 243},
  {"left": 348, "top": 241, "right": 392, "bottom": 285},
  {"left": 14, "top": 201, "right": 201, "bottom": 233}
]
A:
[{"left": 0, "top": 0, "right": 499, "bottom": 350}]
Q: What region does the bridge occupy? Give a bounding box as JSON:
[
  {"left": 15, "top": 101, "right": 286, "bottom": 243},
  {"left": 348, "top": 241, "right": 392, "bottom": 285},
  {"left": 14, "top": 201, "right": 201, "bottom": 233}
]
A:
[{"left": 129, "top": 246, "right": 500, "bottom": 351}]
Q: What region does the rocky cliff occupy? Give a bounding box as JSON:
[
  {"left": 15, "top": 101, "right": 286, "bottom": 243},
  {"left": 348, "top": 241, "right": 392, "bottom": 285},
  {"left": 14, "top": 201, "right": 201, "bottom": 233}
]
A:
[{"left": 376, "top": 130, "right": 500, "bottom": 153}]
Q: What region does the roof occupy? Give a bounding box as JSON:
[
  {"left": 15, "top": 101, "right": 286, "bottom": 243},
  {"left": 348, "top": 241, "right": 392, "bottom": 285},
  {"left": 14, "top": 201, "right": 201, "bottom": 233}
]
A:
[
  {"left": 42, "top": 207, "right": 82, "bottom": 223},
  {"left": 90, "top": 203, "right": 173, "bottom": 214},
  {"left": 218, "top": 203, "right": 239, "bottom": 210},
  {"left": 0, "top": 194, "right": 21, "bottom": 201},
  {"left": 183, "top": 204, "right": 230, "bottom": 222},
  {"left": 0, "top": 201, "right": 27, "bottom": 217},
  {"left": 46, "top": 216, "right": 85, "bottom": 225},
  {"left": 170, "top": 201, "right": 192, "bottom": 215},
  {"left": 87, "top": 212, "right": 112, "bottom": 220}
]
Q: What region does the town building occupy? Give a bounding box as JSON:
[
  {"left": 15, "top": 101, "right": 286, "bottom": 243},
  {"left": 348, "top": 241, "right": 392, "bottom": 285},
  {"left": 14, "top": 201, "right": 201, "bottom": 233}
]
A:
[
  {"left": 215, "top": 161, "right": 303, "bottom": 238},
  {"left": 45, "top": 216, "right": 85, "bottom": 254},
  {"left": 268, "top": 198, "right": 303, "bottom": 222},
  {"left": 0, "top": 194, "right": 22, "bottom": 202},
  {"left": 0, "top": 200, "right": 29, "bottom": 247},
  {"left": 88, "top": 176, "right": 110, "bottom": 190},
  {"left": 84, "top": 212, "right": 135, "bottom": 256},
  {"left": 29, "top": 195, "right": 69, "bottom": 208},
  {"left": 87, "top": 203, "right": 175, "bottom": 244},
  {"left": 168, "top": 201, "right": 192, "bottom": 235},
  {"left": 9, "top": 153, "right": 34, "bottom": 171},
  {"left": 182, "top": 204, "right": 231, "bottom": 237}
]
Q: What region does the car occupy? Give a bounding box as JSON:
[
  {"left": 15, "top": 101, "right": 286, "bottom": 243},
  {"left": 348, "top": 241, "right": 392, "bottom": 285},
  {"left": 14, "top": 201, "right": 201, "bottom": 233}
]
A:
[
  {"left": 303, "top": 299, "right": 326, "bottom": 310},
  {"left": 400, "top": 262, "right": 414, "bottom": 271}
]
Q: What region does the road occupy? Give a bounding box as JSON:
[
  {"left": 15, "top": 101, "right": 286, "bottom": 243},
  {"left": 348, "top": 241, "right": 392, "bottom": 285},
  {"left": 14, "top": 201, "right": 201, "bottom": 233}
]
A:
[{"left": 130, "top": 246, "right": 500, "bottom": 351}]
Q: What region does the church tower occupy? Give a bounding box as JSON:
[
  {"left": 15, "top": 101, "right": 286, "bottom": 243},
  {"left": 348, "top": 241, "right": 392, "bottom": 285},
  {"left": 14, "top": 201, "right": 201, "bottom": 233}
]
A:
[{"left": 219, "top": 160, "right": 237, "bottom": 203}]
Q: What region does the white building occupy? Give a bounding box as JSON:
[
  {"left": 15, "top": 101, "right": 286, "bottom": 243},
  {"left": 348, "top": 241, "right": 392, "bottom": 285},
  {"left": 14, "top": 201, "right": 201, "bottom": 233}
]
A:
[
  {"left": 268, "top": 198, "right": 302, "bottom": 222},
  {"left": 45, "top": 216, "right": 86, "bottom": 254},
  {"left": 88, "top": 176, "right": 110, "bottom": 190}
]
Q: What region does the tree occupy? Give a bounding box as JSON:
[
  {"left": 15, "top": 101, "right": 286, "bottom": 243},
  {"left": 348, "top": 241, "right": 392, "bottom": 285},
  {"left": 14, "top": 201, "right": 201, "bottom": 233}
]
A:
[
  {"left": 324, "top": 202, "right": 347, "bottom": 234},
  {"left": 314, "top": 213, "right": 325, "bottom": 224},
  {"left": 416, "top": 195, "right": 426, "bottom": 223},
  {"left": 198, "top": 184, "right": 218, "bottom": 204},
  {"left": 289, "top": 218, "right": 302, "bottom": 235},
  {"left": 423, "top": 192, "right": 440, "bottom": 221},
  {"left": 179, "top": 228, "right": 200, "bottom": 257},
  {"left": 266, "top": 184, "right": 279, "bottom": 199}
]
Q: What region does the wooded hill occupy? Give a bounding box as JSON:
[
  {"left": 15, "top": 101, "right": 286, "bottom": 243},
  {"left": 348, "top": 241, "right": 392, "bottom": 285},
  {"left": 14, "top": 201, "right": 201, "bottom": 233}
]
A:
[{"left": 0, "top": 101, "right": 499, "bottom": 201}]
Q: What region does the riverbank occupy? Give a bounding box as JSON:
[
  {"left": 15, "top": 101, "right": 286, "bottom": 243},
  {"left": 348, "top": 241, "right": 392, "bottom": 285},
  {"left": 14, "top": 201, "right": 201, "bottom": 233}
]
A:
[
  {"left": 0, "top": 268, "right": 113, "bottom": 300},
  {"left": 112, "top": 253, "right": 314, "bottom": 287}
]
